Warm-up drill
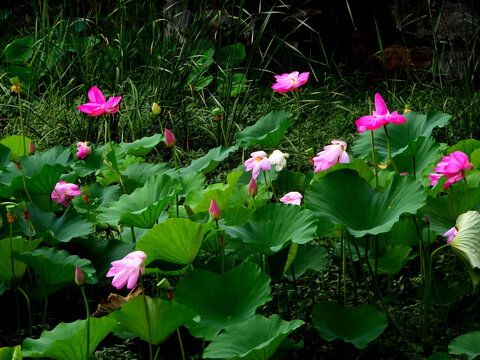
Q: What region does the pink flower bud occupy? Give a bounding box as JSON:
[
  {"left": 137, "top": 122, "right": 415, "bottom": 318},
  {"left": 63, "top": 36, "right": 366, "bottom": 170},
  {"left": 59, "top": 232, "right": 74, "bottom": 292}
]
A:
[
  {"left": 75, "top": 266, "right": 85, "bottom": 286},
  {"left": 29, "top": 142, "right": 36, "bottom": 155},
  {"left": 209, "top": 198, "right": 221, "bottom": 220},
  {"left": 248, "top": 178, "right": 258, "bottom": 197},
  {"left": 164, "top": 128, "right": 176, "bottom": 147}
]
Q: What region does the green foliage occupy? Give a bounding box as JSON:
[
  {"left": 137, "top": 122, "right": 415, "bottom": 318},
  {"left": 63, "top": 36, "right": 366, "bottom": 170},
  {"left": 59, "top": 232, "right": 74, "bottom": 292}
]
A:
[
  {"left": 22, "top": 317, "right": 117, "bottom": 359},
  {"left": 312, "top": 302, "right": 388, "bottom": 349},
  {"left": 203, "top": 315, "right": 304, "bottom": 360},
  {"left": 175, "top": 262, "right": 272, "bottom": 340},
  {"left": 112, "top": 296, "right": 195, "bottom": 345},
  {"left": 448, "top": 331, "right": 480, "bottom": 360}
]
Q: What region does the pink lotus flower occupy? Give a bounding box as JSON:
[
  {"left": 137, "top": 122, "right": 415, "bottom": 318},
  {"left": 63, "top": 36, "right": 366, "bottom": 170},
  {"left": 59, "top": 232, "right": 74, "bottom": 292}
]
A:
[
  {"left": 164, "top": 128, "right": 176, "bottom": 147},
  {"left": 313, "top": 140, "right": 349, "bottom": 173},
  {"left": 76, "top": 141, "right": 91, "bottom": 160},
  {"left": 29, "top": 142, "right": 36, "bottom": 155},
  {"left": 280, "top": 191, "right": 303, "bottom": 206},
  {"left": 271, "top": 71, "right": 309, "bottom": 93},
  {"left": 444, "top": 226, "right": 457, "bottom": 244},
  {"left": 209, "top": 198, "right": 221, "bottom": 220},
  {"left": 78, "top": 86, "right": 121, "bottom": 116},
  {"left": 355, "top": 93, "right": 407, "bottom": 133},
  {"left": 106, "top": 251, "right": 147, "bottom": 289},
  {"left": 51, "top": 181, "right": 82, "bottom": 207},
  {"left": 244, "top": 151, "right": 271, "bottom": 180},
  {"left": 429, "top": 151, "right": 474, "bottom": 189}
]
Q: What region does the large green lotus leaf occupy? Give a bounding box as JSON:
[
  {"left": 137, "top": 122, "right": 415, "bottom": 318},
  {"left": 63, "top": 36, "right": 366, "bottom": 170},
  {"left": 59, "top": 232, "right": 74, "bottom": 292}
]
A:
[
  {"left": 0, "top": 143, "right": 11, "bottom": 168},
  {"left": 175, "top": 262, "right": 272, "bottom": 340},
  {"left": 305, "top": 169, "right": 426, "bottom": 237},
  {"left": 203, "top": 315, "right": 304, "bottom": 360},
  {"left": 22, "top": 317, "right": 117, "bottom": 359},
  {"left": 13, "top": 247, "right": 97, "bottom": 285},
  {"left": 312, "top": 302, "right": 388, "bottom": 349},
  {"left": 69, "top": 147, "right": 107, "bottom": 179},
  {"left": 0, "top": 345, "right": 22, "bottom": 360},
  {"left": 450, "top": 211, "right": 480, "bottom": 286},
  {"left": 121, "top": 162, "right": 177, "bottom": 193},
  {"left": 392, "top": 136, "right": 443, "bottom": 179},
  {"left": 1, "top": 135, "right": 32, "bottom": 157},
  {"left": 98, "top": 173, "right": 180, "bottom": 228},
  {"left": 217, "top": 73, "right": 248, "bottom": 97},
  {"left": 286, "top": 244, "right": 329, "bottom": 281},
  {"left": 118, "top": 134, "right": 164, "bottom": 156},
  {"left": 426, "top": 187, "right": 480, "bottom": 236},
  {"left": 112, "top": 296, "right": 195, "bottom": 345},
  {"left": 70, "top": 236, "right": 134, "bottom": 277},
  {"left": 447, "top": 139, "right": 480, "bottom": 157},
  {"left": 18, "top": 204, "right": 93, "bottom": 243},
  {"left": 186, "top": 172, "right": 242, "bottom": 214},
  {"left": 177, "top": 171, "right": 206, "bottom": 198},
  {"left": 19, "top": 146, "right": 74, "bottom": 176},
  {"left": 236, "top": 110, "right": 294, "bottom": 149},
  {"left": 378, "top": 217, "right": 420, "bottom": 248},
  {"left": 0, "top": 237, "right": 42, "bottom": 281},
  {"left": 312, "top": 159, "right": 374, "bottom": 184},
  {"left": 3, "top": 35, "right": 34, "bottom": 62},
  {"left": 218, "top": 43, "right": 246, "bottom": 69},
  {"left": 367, "top": 245, "right": 414, "bottom": 275},
  {"left": 136, "top": 218, "right": 203, "bottom": 265},
  {"left": 352, "top": 111, "right": 451, "bottom": 162},
  {"left": 71, "top": 182, "right": 121, "bottom": 219},
  {"left": 225, "top": 204, "right": 318, "bottom": 255},
  {"left": 181, "top": 145, "right": 239, "bottom": 175},
  {"left": 448, "top": 331, "right": 480, "bottom": 360}
]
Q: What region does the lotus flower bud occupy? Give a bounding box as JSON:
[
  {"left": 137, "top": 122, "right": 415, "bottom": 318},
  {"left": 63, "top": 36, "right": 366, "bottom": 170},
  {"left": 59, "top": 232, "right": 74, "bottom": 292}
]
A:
[
  {"left": 164, "top": 128, "right": 176, "bottom": 147},
  {"left": 75, "top": 266, "right": 85, "bottom": 286},
  {"left": 152, "top": 102, "right": 161, "bottom": 115},
  {"left": 209, "top": 198, "right": 221, "bottom": 220},
  {"left": 425, "top": 216, "right": 430, "bottom": 226},
  {"left": 6, "top": 204, "right": 15, "bottom": 223},
  {"left": 248, "top": 178, "right": 258, "bottom": 197},
  {"left": 29, "top": 142, "right": 36, "bottom": 155}
]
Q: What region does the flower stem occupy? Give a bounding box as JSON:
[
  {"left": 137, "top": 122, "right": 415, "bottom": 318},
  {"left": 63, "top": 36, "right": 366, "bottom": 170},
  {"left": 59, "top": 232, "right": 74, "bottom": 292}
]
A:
[
  {"left": 423, "top": 243, "right": 450, "bottom": 345},
  {"left": 18, "top": 287, "right": 32, "bottom": 336},
  {"left": 268, "top": 171, "right": 279, "bottom": 203},
  {"left": 139, "top": 276, "right": 153, "bottom": 360},
  {"left": 262, "top": 171, "right": 271, "bottom": 202},
  {"left": 464, "top": 176, "right": 470, "bottom": 211},
  {"left": 176, "top": 328, "right": 186, "bottom": 360},
  {"left": 17, "top": 91, "right": 26, "bottom": 155},
  {"left": 370, "top": 130, "right": 380, "bottom": 191},
  {"left": 383, "top": 125, "right": 398, "bottom": 172},
  {"left": 80, "top": 286, "right": 90, "bottom": 359},
  {"left": 294, "top": 92, "right": 301, "bottom": 190},
  {"left": 9, "top": 221, "right": 20, "bottom": 330}
]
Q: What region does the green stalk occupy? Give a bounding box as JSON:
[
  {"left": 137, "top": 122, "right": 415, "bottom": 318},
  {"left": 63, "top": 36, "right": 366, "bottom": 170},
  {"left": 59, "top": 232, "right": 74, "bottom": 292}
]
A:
[
  {"left": 9, "top": 219, "right": 21, "bottom": 330},
  {"left": 18, "top": 287, "right": 32, "bottom": 336},
  {"left": 423, "top": 243, "right": 450, "bottom": 344},
  {"left": 383, "top": 125, "right": 398, "bottom": 172},
  {"left": 80, "top": 286, "right": 90, "bottom": 359},
  {"left": 173, "top": 149, "right": 179, "bottom": 217},
  {"left": 176, "top": 328, "right": 186, "bottom": 360},
  {"left": 215, "top": 220, "right": 224, "bottom": 275},
  {"left": 17, "top": 91, "right": 26, "bottom": 155},
  {"left": 370, "top": 130, "right": 380, "bottom": 191},
  {"left": 105, "top": 117, "right": 113, "bottom": 150},
  {"left": 262, "top": 171, "right": 271, "bottom": 202},
  {"left": 294, "top": 92, "right": 301, "bottom": 190},
  {"left": 464, "top": 175, "right": 470, "bottom": 211},
  {"left": 267, "top": 170, "right": 279, "bottom": 203},
  {"left": 342, "top": 231, "right": 347, "bottom": 306},
  {"left": 139, "top": 276, "right": 153, "bottom": 360}
]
